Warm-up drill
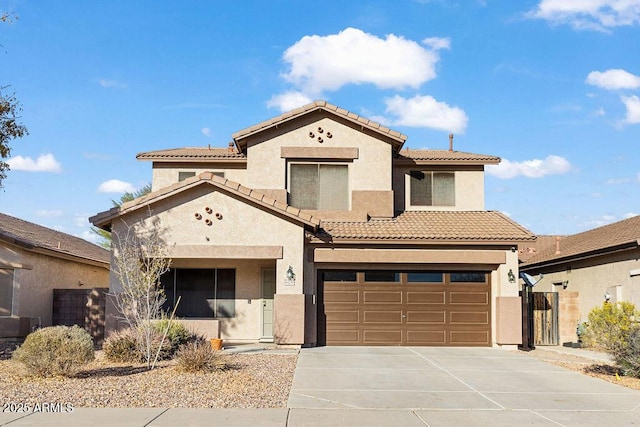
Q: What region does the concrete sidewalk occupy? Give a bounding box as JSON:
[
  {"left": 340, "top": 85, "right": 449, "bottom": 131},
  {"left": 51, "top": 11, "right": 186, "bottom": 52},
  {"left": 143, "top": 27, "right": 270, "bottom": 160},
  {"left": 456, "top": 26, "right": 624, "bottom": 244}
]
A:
[{"left": 2, "top": 346, "right": 639, "bottom": 426}]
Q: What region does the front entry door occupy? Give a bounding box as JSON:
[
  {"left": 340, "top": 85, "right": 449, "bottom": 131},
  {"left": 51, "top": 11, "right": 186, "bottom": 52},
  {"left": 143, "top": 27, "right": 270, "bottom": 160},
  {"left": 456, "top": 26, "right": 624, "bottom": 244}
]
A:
[{"left": 261, "top": 268, "right": 276, "bottom": 342}]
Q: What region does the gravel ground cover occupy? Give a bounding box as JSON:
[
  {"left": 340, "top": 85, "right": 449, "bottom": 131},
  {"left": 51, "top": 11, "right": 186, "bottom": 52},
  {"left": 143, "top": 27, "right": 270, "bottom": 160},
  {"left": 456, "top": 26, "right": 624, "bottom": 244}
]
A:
[
  {"left": 524, "top": 347, "right": 640, "bottom": 391},
  {"left": 0, "top": 351, "right": 297, "bottom": 408}
]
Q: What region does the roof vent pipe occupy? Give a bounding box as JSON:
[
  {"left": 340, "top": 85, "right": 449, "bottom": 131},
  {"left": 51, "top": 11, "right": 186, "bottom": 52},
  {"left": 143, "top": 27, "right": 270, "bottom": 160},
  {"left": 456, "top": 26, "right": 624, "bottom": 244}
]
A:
[
  {"left": 449, "top": 133, "right": 454, "bottom": 151},
  {"left": 555, "top": 236, "right": 561, "bottom": 255}
]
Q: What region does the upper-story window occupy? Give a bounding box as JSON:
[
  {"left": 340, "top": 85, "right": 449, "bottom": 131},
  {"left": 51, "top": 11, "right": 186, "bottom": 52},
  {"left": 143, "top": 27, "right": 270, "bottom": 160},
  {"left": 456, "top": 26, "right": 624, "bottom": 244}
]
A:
[
  {"left": 410, "top": 171, "right": 455, "bottom": 206},
  {"left": 289, "top": 163, "right": 348, "bottom": 210}
]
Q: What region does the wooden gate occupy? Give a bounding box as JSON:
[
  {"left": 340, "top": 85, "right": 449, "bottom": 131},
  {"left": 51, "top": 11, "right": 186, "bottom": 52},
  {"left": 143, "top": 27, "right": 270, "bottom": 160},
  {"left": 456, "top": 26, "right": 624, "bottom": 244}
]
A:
[{"left": 530, "top": 292, "right": 559, "bottom": 346}]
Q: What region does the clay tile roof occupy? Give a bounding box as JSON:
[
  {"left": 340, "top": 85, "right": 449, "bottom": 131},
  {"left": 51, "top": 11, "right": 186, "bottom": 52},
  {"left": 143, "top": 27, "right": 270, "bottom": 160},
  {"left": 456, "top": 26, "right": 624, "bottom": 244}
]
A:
[
  {"left": 522, "top": 215, "right": 640, "bottom": 268},
  {"left": 316, "top": 211, "right": 535, "bottom": 242},
  {"left": 232, "top": 100, "right": 408, "bottom": 145},
  {"left": 90, "top": 173, "right": 320, "bottom": 230},
  {"left": 396, "top": 150, "right": 500, "bottom": 164},
  {"left": 136, "top": 147, "right": 246, "bottom": 161},
  {"left": 0, "top": 212, "right": 110, "bottom": 266}
]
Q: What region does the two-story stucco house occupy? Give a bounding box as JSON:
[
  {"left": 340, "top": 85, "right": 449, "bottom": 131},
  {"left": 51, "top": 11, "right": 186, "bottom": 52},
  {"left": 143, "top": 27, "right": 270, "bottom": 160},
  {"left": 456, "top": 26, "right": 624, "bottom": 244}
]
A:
[{"left": 90, "top": 101, "right": 535, "bottom": 347}]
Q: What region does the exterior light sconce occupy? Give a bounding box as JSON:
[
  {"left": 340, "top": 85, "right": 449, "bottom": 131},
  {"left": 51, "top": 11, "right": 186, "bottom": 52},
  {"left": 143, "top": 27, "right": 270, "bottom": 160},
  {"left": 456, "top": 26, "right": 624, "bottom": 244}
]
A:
[
  {"left": 286, "top": 265, "right": 296, "bottom": 281},
  {"left": 562, "top": 280, "right": 568, "bottom": 290},
  {"left": 507, "top": 269, "right": 516, "bottom": 283}
]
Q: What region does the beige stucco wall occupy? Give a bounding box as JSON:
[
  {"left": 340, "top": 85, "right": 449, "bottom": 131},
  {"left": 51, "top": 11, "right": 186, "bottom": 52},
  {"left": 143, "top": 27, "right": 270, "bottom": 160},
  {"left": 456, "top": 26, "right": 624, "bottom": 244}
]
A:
[
  {"left": 245, "top": 116, "right": 393, "bottom": 198},
  {"left": 0, "top": 243, "right": 109, "bottom": 328},
  {"left": 108, "top": 184, "right": 307, "bottom": 342},
  {"left": 151, "top": 164, "right": 247, "bottom": 191},
  {"left": 528, "top": 250, "right": 640, "bottom": 323}
]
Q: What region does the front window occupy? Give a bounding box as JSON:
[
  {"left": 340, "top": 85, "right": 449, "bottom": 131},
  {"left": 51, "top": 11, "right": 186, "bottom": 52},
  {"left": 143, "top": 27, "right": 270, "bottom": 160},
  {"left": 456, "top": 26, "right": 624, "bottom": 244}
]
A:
[
  {"left": 161, "top": 268, "right": 236, "bottom": 318},
  {"left": 0, "top": 268, "right": 14, "bottom": 317},
  {"left": 289, "top": 163, "right": 348, "bottom": 210},
  {"left": 410, "top": 171, "right": 455, "bottom": 206}
]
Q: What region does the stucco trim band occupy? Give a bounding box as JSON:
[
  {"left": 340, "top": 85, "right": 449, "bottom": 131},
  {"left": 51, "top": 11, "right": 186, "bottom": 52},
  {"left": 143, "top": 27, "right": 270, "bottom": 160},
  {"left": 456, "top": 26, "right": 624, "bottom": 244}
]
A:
[
  {"left": 313, "top": 248, "right": 506, "bottom": 264},
  {"left": 169, "top": 245, "right": 283, "bottom": 259},
  {"left": 280, "top": 147, "right": 359, "bottom": 160}
]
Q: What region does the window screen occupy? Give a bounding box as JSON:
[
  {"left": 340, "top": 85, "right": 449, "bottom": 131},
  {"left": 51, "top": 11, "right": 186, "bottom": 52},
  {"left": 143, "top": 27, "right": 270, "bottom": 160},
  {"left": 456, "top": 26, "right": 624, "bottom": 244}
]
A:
[
  {"left": 161, "top": 268, "right": 236, "bottom": 318},
  {"left": 290, "top": 164, "right": 348, "bottom": 210},
  {"left": 0, "top": 269, "right": 14, "bottom": 317},
  {"left": 410, "top": 171, "right": 455, "bottom": 206}
]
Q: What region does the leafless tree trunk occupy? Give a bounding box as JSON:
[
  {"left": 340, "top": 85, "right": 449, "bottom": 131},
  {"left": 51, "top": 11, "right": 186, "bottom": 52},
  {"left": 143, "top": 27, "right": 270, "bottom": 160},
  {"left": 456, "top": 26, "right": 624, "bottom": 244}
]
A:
[{"left": 110, "top": 215, "right": 172, "bottom": 369}]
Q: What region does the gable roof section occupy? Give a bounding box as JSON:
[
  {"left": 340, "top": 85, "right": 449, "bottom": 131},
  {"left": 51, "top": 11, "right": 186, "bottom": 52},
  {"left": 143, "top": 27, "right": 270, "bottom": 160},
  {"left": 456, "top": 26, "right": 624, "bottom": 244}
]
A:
[
  {"left": 232, "top": 100, "right": 408, "bottom": 153},
  {"left": 136, "top": 147, "right": 247, "bottom": 162},
  {"left": 90, "top": 172, "right": 320, "bottom": 231},
  {"left": 314, "top": 211, "right": 535, "bottom": 244},
  {"left": 521, "top": 215, "right": 640, "bottom": 269},
  {"left": 395, "top": 149, "right": 500, "bottom": 165},
  {"left": 0, "top": 213, "right": 109, "bottom": 267}
]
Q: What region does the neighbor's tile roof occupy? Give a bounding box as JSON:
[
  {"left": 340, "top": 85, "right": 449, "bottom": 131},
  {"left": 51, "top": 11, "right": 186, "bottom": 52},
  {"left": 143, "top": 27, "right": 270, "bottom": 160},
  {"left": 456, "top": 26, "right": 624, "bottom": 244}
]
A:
[
  {"left": 136, "top": 147, "right": 246, "bottom": 161},
  {"left": 90, "top": 173, "right": 320, "bottom": 230},
  {"left": 522, "top": 215, "right": 640, "bottom": 268},
  {"left": 315, "top": 211, "right": 535, "bottom": 243},
  {"left": 518, "top": 235, "right": 560, "bottom": 263},
  {"left": 396, "top": 149, "right": 500, "bottom": 164},
  {"left": 232, "top": 100, "right": 407, "bottom": 146},
  {"left": 0, "top": 212, "right": 110, "bottom": 265}
]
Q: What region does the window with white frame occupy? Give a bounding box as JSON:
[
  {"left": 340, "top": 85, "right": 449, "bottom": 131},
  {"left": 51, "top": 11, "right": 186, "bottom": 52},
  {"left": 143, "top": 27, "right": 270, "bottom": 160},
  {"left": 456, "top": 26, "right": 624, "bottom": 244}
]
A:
[
  {"left": 409, "top": 171, "right": 455, "bottom": 206},
  {"left": 0, "top": 268, "right": 14, "bottom": 317},
  {"left": 289, "top": 163, "right": 348, "bottom": 210}
]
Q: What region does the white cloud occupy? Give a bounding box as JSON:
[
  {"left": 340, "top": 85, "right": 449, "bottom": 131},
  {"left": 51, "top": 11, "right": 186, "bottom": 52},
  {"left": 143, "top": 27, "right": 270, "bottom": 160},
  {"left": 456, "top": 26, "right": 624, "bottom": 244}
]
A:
[
  {"left": 201, "top": 127, "right": 212, "bottom": 137},
  {"left": 621, "top": 95, "right": 640, "bottom": 124},
  {"left": 8, "top": 153, "right": 62, "bottom": 172},
  {"left": 36, "top": 210, "right": 63, "bottom": 217},
  {"left": 73, "top": 214, "right": 89, "bottom": 228},
  {"left": 382, "top": 95, "right": 468, "bottom": 133},
  {"left": 97, "top": 179, "right": 136, "bottom": 193},
  {"left": 486, "top": 155, "right": 572, "bottom": 179},
  {"left": 422, "top": 36, "right": 451, "bottom": 51},
  {"left": 281, "top": 27, "right": 446, "bottom": 95},
  {"left": 623, "top": 212, "right": 638, "bottom": 218},
  {"left": 99, "top": 79, "right": 127, "bottom": 89},
  {"left": 266, "top": 91, "right": 313, "bottom": 113},
  {"left": 529, "top": 0, "right": 640, "bottom": 31},
  {"left": 586, "top": 69, "right": 640, "bottom": 90}
]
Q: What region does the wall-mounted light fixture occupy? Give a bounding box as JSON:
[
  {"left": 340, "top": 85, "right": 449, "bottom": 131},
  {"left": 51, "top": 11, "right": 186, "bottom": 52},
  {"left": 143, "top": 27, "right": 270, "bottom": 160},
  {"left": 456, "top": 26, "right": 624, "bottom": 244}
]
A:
[
  {"left": 286, "top": 265, "right": 296, "bottom": 281},
  {"left": 507, "top": 269, "right": 516, "bottom": 283}
]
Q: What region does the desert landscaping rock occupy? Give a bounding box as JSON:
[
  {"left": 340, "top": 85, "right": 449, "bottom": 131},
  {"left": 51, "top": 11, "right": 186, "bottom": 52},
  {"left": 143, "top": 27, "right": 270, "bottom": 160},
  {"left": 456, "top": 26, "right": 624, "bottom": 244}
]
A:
[{"left": 0, "top": 352, "right": 297, "bottom": 408}]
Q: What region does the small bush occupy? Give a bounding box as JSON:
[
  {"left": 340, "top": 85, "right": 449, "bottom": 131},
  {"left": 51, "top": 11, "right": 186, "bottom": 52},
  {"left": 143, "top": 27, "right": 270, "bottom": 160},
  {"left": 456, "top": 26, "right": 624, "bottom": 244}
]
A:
[
  {"left": 175, "top": 341, "right": 228, "bottom": 373},
  {"left": 613, "top": 326, "right": 640, "bottom": 378},
  {"left": 582, "top": 302, "right": 639, "bottom": 352},
  {"left": 151, "top": 319, "right": 194, "bottom": 355},
  {"left": 12, "top": 325, "right": 94, "bottom": 377},
  {"left": 103, "top": 329, "right": 141, "bottom": 363}
]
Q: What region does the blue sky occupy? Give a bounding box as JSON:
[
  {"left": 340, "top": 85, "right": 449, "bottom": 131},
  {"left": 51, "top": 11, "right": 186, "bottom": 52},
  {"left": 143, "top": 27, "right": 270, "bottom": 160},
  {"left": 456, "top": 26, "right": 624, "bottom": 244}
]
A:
[{"left": 1, "top": 0, "right": 640, "bottom": 242}]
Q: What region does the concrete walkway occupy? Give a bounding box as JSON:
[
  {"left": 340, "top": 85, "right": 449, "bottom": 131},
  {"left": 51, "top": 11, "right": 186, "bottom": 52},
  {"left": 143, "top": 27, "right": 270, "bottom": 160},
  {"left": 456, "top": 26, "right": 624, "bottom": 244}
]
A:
[{"left": 2, "top": 346, "right": 639, "bottom": 426}]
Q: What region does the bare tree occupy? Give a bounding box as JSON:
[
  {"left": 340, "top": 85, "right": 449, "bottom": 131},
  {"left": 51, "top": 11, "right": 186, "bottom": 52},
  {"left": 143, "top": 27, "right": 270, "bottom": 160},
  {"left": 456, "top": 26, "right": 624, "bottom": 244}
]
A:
[{"left": 110, "top": 214, "right": 172, "bottom": 369}]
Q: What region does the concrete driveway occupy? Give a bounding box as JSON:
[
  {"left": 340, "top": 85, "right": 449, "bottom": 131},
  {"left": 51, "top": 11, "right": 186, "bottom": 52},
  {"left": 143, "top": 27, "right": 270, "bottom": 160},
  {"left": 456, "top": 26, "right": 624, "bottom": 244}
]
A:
[{"left": 287, "top": 346, "right": 640, "bottom": 426}]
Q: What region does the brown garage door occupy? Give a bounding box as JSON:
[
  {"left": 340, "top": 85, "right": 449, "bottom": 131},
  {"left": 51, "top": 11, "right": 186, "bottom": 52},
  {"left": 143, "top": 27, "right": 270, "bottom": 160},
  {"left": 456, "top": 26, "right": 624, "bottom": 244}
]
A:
[{"left": 320, "top": 271, "right": 491, "bottom": 346}]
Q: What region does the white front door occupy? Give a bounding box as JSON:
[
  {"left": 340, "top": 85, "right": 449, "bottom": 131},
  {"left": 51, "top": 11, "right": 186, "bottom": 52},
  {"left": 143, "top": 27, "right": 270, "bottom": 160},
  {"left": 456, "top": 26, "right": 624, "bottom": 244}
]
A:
[{"left": 260, "top": 268, "right": 275, "bottom": 342}]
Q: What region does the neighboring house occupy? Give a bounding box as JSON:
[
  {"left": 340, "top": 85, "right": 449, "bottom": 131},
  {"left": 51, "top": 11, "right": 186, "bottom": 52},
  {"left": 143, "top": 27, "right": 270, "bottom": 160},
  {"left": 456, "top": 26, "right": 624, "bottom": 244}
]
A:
[
  {"left": 0, "top": 213, "right": 110, "bottom": 340},
  {"left": 521, "top": 215, "right": 640, "bottom": 345},
  {"left": 91, "top": 100, "right": 535, "bottom": 347}
]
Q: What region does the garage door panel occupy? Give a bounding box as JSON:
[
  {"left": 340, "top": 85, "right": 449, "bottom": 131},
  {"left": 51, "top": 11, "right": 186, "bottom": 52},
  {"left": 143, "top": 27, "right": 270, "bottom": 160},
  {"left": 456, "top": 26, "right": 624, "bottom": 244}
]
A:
[
  {"left": 363, "top": 330, "right": 402, "bottom": 343},
  {"left": 449, "top": 311, "right": 489, "bottom": 324},
  {"left": 363, "top": 291, "right": 402, "bottom": 303},
  {"left": 449, "top": 291, "right": 489, "bottom": 305},
  {"left": 449, "top": 330, "right": 490, "bottom": 345},
  {"left": 406, "top": 311, "right": 445, "bottom": 324},
  {"left": 364, "top": 310, "right": 402, "bottom": 323},
  {"left": 324, "top": 290, "right": 359, "bottom": 303},
  {"left": 326, "top": 329, "right": 359, "bottom": 344},
  {"left": 406, "top": 291, "right": 445, "bottom": 304},
  {"left": 406, "top": 330, "right": 446, "bottom": 345},
  {"left": 326, "top": 310, "right": 359, "bottom": 323}
]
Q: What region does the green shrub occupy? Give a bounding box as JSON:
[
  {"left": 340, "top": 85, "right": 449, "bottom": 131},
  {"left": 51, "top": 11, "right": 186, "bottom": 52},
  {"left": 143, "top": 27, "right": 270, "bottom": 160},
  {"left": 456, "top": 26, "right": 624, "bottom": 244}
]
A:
[
  {"left": 175, "top": 341, "right": 228, "bottom": 373},
  {"left": 103, "top": 329, "right": 141, "bottom": 363},
  {"left": 12, "top": 325, "right": 94, "bottom": 377},
  {"left": 613, "top": 326, "right": 640, "bottom": 378},
  {"left": 582, "top": 302, "right": 639, "bottom": 352},
  {"left": 152, "top": 319, "right": 192, "bottom": 353}
]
